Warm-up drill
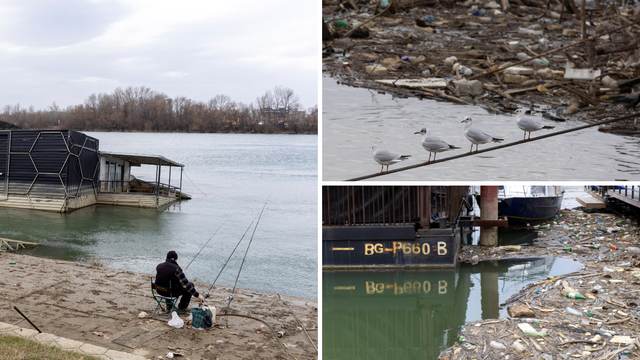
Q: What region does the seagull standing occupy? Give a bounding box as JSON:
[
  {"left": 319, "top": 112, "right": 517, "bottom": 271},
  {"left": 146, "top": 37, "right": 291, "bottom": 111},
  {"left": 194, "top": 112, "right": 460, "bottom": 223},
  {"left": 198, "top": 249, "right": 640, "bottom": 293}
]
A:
[
  {"left": 514, "top": 109, "right": 555, "bottom": 140},
  {"left": 414, "top": 128, "right": 460, "bottom": 162},
  {"left": 461, "top": 116, "right": 503, "bottom": 153},
  {"left": 371, "top": 145, "right": 410, "bottom": 174}
]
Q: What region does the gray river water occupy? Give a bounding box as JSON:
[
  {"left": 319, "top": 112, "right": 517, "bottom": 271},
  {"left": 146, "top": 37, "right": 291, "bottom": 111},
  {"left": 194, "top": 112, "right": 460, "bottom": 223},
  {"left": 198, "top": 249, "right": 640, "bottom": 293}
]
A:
[
  {"left": 322, "top": 78, "right": 640, "bottom": 181},
  {"left": 0, "top": 132, "right": 318, "bottom": 299}
]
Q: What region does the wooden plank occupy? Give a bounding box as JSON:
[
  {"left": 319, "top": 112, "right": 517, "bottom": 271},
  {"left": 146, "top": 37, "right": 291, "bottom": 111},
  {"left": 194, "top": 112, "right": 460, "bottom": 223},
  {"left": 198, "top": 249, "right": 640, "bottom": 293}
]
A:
[{"left": 577, "top": 196, "right": 606, "bottom": 209}]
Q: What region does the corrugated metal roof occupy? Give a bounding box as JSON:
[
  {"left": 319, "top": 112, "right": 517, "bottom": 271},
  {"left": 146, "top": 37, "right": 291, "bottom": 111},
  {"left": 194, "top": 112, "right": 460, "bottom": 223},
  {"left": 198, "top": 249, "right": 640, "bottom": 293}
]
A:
[{"left": 99, "top": 152, "right": 184, "bottom": 167}]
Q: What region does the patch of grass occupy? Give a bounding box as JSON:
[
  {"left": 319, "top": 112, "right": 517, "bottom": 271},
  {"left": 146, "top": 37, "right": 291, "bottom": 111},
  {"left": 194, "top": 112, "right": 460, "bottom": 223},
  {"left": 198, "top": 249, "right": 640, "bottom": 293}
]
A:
[{"left": 0, "top": 334, "right": 103, "bottom": 360}]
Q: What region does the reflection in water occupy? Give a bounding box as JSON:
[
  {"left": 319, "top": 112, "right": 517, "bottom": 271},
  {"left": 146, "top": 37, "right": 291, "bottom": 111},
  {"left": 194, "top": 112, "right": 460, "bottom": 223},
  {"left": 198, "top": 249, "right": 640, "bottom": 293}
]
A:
[{"left": 322, "top": 257, "right": 582, "bottom": 360}]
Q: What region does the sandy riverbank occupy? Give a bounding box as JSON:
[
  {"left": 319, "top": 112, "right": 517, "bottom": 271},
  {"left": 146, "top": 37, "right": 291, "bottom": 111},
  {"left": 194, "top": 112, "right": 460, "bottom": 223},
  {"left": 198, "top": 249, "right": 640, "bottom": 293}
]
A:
[{"left": 0, "top": 252, "right": 318, "bottom": 360}]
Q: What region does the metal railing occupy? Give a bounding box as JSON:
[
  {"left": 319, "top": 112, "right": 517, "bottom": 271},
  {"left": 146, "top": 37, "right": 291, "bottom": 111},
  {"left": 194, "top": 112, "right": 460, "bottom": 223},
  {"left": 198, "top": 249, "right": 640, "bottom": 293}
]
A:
[
  {"left": 613, "top": 185, "right": 639, "bottom": 201},
  {"left": 587, "top": 185, "right": 639, "bottom": 201}
]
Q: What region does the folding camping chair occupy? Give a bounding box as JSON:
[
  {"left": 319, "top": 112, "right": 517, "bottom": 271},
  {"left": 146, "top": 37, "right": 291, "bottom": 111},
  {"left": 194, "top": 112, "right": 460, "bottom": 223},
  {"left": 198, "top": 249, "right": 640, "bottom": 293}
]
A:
[{"left": 151, "top": 277, "right": 180, "bottom": 319}]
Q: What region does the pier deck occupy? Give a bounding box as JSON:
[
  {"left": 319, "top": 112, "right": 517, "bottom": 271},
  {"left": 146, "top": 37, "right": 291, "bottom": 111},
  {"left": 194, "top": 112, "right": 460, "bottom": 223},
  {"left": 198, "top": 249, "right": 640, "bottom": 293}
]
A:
[{"left": 585, "top": 186, "right": 640, "bottom": 210}]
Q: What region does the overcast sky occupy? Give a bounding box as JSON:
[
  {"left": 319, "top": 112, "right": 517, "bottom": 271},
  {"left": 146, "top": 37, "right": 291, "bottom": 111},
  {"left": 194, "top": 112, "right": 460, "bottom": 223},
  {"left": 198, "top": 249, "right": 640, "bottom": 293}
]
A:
[{"left": 0, "top": 0, "right": 318, "bottom": 111}]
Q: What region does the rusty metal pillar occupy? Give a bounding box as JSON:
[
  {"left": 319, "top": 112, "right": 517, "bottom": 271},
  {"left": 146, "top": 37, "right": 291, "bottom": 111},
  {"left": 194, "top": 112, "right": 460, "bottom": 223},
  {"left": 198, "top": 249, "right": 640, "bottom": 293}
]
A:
[
  {"left": 418, "top": 186, "right": 431, "bottom": 228},
  {"left": 480, "top": 186, "right": 499, "bottom": 246}
]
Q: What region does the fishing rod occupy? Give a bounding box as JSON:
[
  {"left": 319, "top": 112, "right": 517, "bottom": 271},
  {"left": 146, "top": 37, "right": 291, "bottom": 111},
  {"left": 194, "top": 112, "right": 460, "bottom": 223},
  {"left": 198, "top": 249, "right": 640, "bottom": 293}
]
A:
[
  {"left": 203, "top": 220, "right": 255, "bottom": 299},
  {"left": 224, "top": 197, "right": 269, "bottom": 317},
  {"left": 183, "top": 221, "right": 226, "bottom": 272}
]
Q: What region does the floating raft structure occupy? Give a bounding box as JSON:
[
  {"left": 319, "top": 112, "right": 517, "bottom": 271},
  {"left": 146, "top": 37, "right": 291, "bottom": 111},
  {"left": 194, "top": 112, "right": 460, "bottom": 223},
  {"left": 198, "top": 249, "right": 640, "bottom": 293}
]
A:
[{"left": 0, "top": 130, "right": 190, "bottom": 212}]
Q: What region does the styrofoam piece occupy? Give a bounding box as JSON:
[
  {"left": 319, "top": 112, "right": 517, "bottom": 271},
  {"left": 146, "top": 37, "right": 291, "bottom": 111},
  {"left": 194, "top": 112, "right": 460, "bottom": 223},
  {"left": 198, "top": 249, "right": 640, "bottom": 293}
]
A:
[
  {"left": 504, "top": 66, "right": 535, "bottom": 75},
  {"left": 564, "top": 68, "right": 601, "bottom": 81}
]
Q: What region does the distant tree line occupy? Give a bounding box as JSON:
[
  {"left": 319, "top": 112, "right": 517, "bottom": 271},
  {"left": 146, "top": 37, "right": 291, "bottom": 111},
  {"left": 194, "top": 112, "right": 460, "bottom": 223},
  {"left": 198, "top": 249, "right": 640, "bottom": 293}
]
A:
[{"left": 0, "top": 86, "right": 317, "bottom": 134}]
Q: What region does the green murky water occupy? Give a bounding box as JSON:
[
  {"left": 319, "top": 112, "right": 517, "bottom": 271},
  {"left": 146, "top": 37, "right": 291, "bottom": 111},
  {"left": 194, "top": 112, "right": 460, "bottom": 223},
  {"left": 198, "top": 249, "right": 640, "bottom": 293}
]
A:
[{"left": 322, "top": 256, "right": 582, "bottom": 360}]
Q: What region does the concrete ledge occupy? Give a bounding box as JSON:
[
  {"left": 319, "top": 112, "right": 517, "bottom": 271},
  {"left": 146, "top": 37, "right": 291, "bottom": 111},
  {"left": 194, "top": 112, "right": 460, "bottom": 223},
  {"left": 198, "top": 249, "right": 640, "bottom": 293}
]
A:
[{"left": 0, "top": 322, "right": 147, "bottom": 360}]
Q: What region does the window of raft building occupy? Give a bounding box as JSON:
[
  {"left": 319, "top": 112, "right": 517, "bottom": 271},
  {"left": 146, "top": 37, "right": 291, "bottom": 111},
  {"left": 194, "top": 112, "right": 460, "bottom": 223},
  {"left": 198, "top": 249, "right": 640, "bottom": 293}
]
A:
[{"left": 105, "top": 161, "right": 123, "bottom": 192}]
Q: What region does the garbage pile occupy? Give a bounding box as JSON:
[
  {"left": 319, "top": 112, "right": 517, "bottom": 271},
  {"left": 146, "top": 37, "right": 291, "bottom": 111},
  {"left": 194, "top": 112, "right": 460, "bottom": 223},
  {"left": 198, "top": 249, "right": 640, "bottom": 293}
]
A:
[
  {"left": 442, "top": 209, "right": 640, "bottom": 359},
  {"left": 438, "top": 262, "right": 640, "bottom": 359},
  {"left": 457, "top": 209, "right": 640, "bottom": 264},
  {"left": 323, "top": 0, "right": 640, "bottom": 134}
]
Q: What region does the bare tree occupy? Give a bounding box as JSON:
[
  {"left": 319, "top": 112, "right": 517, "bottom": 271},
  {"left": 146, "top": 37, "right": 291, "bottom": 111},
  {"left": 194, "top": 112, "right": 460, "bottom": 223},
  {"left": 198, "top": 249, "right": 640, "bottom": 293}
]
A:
[{"left": 0, "top": 85, "right": 316, "bottom": 134}]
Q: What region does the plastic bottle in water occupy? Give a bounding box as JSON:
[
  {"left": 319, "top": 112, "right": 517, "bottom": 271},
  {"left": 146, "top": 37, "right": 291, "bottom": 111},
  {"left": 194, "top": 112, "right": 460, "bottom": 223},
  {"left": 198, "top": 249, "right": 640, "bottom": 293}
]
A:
[
  {"left": 516, "top": 52, "right": 549, "bottom": 67},
  {"left": 489, "top": 341, "right": 506, "bottom": 350},
  {"left": 511, "top": 340, "right": 526, "bottom": 352},
  {"left": 457, "top": 66, "right": 473, "bottom": 76},
  {"left": 514, "top": 318, "right": 542, "bottom": 324},
  {"left": 518, "top": 27, "right": 544, "bottom": 36},
  {"left": 444, "top": 56, "right": 458, "bottom": 67},
  {"left": 523, "top": 328, "right": 549, "bottom": 336},
  {"left": 566, "top": 307, "right": 582, "bottom": 315}
]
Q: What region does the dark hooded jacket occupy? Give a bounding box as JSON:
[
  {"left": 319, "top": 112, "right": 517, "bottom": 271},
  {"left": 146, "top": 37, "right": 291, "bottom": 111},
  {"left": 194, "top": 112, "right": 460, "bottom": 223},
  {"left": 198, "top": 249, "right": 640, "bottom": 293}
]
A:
[{"left": 155, "top": 259, "right": 199, "bottom": 297}]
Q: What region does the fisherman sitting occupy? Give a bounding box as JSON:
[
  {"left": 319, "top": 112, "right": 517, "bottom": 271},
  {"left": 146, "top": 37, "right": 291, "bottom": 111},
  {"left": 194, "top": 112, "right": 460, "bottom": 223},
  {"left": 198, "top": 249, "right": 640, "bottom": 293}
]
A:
[{"left": 155, "top": 251, "right": 205, "bottom": 313}]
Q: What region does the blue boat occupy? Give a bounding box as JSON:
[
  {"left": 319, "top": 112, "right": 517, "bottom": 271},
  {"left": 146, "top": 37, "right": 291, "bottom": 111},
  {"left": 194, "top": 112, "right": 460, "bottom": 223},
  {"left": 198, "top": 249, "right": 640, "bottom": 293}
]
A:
[{"left": 498, "top": 186, "right": 564, "bottom": 225}]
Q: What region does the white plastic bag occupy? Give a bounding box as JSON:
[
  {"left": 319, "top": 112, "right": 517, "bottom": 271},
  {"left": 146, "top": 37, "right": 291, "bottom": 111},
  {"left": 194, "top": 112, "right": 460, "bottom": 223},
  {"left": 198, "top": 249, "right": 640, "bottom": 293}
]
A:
[{"left": 167, "top": 311, "right": 184, "bottom": 329}]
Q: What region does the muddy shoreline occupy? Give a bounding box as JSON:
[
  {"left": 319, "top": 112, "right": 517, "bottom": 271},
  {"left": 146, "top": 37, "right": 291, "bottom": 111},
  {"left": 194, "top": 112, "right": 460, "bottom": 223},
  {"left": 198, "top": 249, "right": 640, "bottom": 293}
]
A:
[
  {"left": 0, "top": 252, "right": 318, "bottom": 360},
  {"left": 323, "top": 0, "right": 640, "bottom": 135},
  {"left": 438, "top": 208, "right": 640, "bottom": 358}
]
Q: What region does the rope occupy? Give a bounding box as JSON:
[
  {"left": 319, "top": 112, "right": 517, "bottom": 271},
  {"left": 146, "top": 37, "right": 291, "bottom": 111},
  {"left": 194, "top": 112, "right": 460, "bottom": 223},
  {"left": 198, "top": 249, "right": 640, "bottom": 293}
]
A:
[
  {"left": 204, "top": 220, "right": 255, "bottom": 298},
  {"left": 347, "top": 111, "right": 640, "bottom": 181},
  {"left": 224, "top": 197, "right": 270, "bottom": 321},
  {"left": 182, "top": 169, "right": 207, "bottom": 196},
  {"left": 278, "top": 294, "right": 318, "bottom": 352}
]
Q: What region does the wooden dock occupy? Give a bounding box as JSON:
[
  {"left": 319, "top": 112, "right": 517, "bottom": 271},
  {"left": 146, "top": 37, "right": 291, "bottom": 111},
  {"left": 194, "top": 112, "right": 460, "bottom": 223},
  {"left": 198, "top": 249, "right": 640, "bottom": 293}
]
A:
[
  {"left": 607, "top": 189, "right": 640, "bottom": 209},
  {"left": 0, "top": 237, "right": 39, "bottom": 251},
  {"left": 584, "top": 186, "right": 640, "bottom": 211}
]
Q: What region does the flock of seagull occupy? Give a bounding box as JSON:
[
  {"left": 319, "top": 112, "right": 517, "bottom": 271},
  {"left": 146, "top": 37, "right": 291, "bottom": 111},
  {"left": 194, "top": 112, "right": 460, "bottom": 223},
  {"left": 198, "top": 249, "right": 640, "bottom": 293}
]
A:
[{"left": 371, "top": 109, "right": 556, "bottom": 174}]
